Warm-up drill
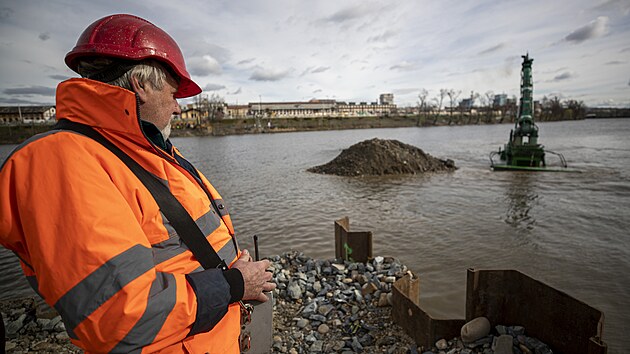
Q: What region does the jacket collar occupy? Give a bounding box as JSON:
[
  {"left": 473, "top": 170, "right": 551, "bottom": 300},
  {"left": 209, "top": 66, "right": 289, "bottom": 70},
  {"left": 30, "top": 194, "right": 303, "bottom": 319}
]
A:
[{"left": 55, "top": 78, "right": 146, "bottom": 141}]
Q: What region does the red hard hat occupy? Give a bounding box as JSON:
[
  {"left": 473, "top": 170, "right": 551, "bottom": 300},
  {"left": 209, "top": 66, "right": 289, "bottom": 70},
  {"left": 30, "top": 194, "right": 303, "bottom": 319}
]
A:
[{"left": 65, "top": 14, "right": 201, "bottom": 98}]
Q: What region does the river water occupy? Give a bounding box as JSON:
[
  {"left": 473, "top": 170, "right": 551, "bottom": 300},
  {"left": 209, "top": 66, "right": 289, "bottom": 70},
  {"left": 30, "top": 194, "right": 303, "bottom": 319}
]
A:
[{"left": 1, "top": 118, "right": 629, "bottom": 352}]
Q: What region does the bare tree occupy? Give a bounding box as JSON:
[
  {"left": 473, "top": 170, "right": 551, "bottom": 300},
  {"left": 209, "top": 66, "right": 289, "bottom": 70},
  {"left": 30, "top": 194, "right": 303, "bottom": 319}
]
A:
[
  {"left": 431, "top": 89, "right": 447, "bottom": 125},
  {"left": 446, "top": 89, "right": 461, "bottom": 125},
  {"left": 478, "top": 94, "right": 488, "bottom": 111},
  {"left": 207, "top": 93, "right": 226, "bottom": 121},
  {"left": 468, "top": 90, "right": 480, "bottom": 124},
  {"left": 417, "top": 89, "right": 429, "bottom": 113},
  {"left": 540, "top": 95, "right": 550, "bottom": 121},
  {"left": 484, "top": 91, "right": 495, "bottom": 123},
  {"left": 549, "top": 96, "right": 563, "bottom": 120},
  {"left": 417, "top": 89, "right": 429, "bottom": 126},
  {"left": 194, "top": 94, "right": 208, "bottom": 126},
  {"left": 503, "top": 95, "right": 518, "bottom": 123},
  {"left": 565, "top": 99, "right": 586, "bottom": 120}
]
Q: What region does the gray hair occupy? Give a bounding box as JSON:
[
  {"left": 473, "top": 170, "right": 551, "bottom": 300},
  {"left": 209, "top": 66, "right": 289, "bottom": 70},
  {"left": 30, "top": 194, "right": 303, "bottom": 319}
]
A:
[{"left": 76, "top": 58, "right": 167, "bottom": 92}]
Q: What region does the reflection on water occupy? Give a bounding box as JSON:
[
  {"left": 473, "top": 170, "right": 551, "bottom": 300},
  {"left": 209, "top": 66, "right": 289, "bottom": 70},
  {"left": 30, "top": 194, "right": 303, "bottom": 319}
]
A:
[{"left": 504, "top": 173, "right": 539, "bottom": 230}]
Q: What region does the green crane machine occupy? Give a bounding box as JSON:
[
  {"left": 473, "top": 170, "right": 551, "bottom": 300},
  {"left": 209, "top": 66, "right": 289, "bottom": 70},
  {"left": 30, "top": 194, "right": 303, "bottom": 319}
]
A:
[{"left": 490, "top": 54, "right": 569, "bottom": 171}]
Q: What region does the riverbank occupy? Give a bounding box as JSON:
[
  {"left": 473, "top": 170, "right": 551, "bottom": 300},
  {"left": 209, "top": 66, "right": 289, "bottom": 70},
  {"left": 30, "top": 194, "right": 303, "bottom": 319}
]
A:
[
  {"left": 169, "top": 114, "right": 586, "bottom": 138},
  {"left": 1, "top": 251, "right": 415, "bottom": 353},
  {"left": 2, "top": 251, "right": 563, "bottom": 354},
  {"left": 0, "top": 113, "right": 598, "bottom": 145}
]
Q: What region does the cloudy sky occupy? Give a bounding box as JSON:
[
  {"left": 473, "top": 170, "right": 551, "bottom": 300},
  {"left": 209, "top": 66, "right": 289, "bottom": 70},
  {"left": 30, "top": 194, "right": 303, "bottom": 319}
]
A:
[{"left": 1, "top": 0, "right": 629, "bottom": 108}]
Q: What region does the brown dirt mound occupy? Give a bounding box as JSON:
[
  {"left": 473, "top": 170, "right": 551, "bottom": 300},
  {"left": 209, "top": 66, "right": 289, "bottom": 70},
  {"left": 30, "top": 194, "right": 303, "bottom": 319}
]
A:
[{"left": 308, "top": 138, "right": 456, "bottom": 176}]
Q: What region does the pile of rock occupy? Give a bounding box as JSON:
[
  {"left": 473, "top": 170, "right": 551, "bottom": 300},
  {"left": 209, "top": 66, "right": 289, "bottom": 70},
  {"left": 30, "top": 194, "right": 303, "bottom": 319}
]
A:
[
  {"left": 2, "top": 253, "right": 554, "bottom": 354},
  {"left": 307, "top": 138, "right": 456, "bottom": 176},
  {"left": 1, "top": 297, "right": 79, "bottom": 353},
  {"left": 270, "top": 251, "right": 416, "bottom": 353}
]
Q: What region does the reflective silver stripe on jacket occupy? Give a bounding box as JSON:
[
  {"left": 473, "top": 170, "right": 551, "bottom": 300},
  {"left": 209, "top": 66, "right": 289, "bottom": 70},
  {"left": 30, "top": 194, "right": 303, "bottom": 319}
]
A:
[
  {"left": 109, "top": 272, "right": 177, "bottom": 353},
  {"left": 53, "top": 244, "right": 154, "bottom": 332}
]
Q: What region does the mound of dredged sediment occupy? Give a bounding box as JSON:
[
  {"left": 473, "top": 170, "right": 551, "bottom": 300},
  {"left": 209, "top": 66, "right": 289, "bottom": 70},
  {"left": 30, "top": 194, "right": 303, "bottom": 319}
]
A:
[{"left": 308, "top": 138, "right": 456, "bottom": 176}]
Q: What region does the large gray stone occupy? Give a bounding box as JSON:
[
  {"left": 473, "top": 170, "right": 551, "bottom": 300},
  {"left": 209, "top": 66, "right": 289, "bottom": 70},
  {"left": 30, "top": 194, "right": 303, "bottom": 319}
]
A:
[
  {"left": 461, "top": 316, "right": 491, "bottom": 343},
  {"left": 287, "top": 282, "right": 303, "bottom": 300},
  {"left": 301, "top": 301, "right": 318, "bottom": 316},
  {"left": 6, "top": 314, "right": 26, "bottom": 336}
]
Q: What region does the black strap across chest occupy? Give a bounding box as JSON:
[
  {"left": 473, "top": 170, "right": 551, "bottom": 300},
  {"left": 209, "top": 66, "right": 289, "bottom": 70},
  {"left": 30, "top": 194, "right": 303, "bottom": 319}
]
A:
[{"left": 53, "top": 119, "right": 226, "bottom": 271}]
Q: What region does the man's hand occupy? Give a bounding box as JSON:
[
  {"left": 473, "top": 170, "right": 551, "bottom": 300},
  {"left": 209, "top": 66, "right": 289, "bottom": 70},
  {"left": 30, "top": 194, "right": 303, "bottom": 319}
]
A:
[{"left": 232, "top": 250, "right": 276, "bottom": 302}]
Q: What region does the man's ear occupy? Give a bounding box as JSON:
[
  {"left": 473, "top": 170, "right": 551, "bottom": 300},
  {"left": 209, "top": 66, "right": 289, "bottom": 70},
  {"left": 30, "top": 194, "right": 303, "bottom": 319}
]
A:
[{"left": 129, "top": 75, "right": 149, "bottom": 103}]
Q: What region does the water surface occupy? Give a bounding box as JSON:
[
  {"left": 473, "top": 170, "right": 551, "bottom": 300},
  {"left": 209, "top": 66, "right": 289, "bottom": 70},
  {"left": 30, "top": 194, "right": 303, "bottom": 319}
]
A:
[{"left": 1, "top": 119, "right": 628, "bottom": 352}]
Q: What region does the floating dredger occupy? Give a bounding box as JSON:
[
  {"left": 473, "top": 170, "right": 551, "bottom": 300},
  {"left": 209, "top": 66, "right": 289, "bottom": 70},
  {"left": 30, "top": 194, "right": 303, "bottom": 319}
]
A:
[{"left": 490, "top": 54, "right": 570, "bottom": 171}]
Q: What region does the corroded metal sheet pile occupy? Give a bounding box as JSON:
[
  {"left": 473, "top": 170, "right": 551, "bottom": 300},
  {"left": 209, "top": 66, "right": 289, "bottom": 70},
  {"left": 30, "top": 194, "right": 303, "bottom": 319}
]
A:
[{"left": 392, "top": 269, "right": 607, "bottom": 353}]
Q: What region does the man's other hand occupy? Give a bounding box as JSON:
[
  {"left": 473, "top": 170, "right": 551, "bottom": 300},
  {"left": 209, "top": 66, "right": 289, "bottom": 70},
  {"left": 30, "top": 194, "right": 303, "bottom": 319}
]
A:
[{"left": 232, "top": 249, "right": 276, "bottom": 302}]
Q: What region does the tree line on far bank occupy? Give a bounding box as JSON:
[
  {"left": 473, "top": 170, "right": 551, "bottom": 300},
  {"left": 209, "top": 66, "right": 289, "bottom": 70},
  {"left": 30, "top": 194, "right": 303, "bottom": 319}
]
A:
[
  {"left": 414, "top": 88, "right": 591, "bottom": 126},
  {"left": 176, "top": 89, "right": 595, "bottom": 129}
]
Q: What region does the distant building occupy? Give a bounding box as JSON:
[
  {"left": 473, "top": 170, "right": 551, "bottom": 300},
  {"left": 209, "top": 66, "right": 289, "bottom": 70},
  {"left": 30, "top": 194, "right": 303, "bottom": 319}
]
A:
[
  {"left": 493, "top": 94, "right": 507, "bottom": 107},
  {"left": 248, "top": 99, "right": 337, "bottom": 118},
  {"left": 337, "top": 101, "right": 395, "bottom": 117},
  {"left": 0, "top": 106, "right": 56, "bottom": 124},
  {"left": 534, "top": 100, "right": 542, "bottom": 116},
  {"left": 460, "top": 98, "right": 473, "bottom": 110},
  {"left": 179, "top": 106, "right": 203, "bottom": 122},
  {"left": 379, "top": 93, "right": 394, "bottom": 105},
  {"left": 226, "top": 105, "right": 249, "bottom": 119},
  {"left": 245, "top": 95, "right": 397, "bottom": 118}
]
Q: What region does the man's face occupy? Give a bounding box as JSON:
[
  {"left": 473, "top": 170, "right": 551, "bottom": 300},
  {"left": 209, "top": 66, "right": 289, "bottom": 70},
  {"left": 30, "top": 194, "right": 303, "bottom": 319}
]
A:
[{"left": 139, "top": 72, "right": 181, "bottom": 132}]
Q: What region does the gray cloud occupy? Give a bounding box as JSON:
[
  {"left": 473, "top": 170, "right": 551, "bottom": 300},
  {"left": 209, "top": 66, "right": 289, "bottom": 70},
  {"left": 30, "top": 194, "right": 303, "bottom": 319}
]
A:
[
  {"left": 39, "top": 32, "right": 50, "bottom": 41},
  {"left": 4, "top": 85, "right": 56, "bottom": 96},
  {"left": 390, "top": 61, "right": 414, "bottom": 71},
  {"left": 311, "top": 66, "right": 330, "bottom": 74},
  {"left": 605, "top": 61, "right": 624, "bottom": 65},
  {"left": 203, "top": 83, "right": 226, "bottom": 91},
  {"left": 628, "top": 79, "right": 630, "bottom": 86},
  {"left": 180, "top": 39, "right": 231, "bottom": 64},
  {"left": 0, "top": 7, "right": 13, "bottom": 21},
  {"left": 564, "top": 17, "right": 609, "bottom": 44},
  {"left": 550, "top": 72, "right": 574, "bottom": 82},
  {"left": 299, "top": 66, "right": 330, "bottom": 76},
  {"left": 502, "top": 55, "right": 520, "bottom": 77},
  {"left": 621, "top": 47, "right": 630, "bottom": 53},
  {"left": 368, "top": 30, "right": 397, "bottom": 43},
  {"left": 187, "top": 55, "right": 222, "bottom": 76},
  {"left": 478, "top": 43, "right": 506, "bottom": 55},
  {"left": 591, "top": 0, "right": 630, "bottom": 16},
  {"left": 249, "top": 68, "right": 291, "bottom": 81},
  {"left": 229, "top": 88, "right": 242, "bottom": 95},
  {"left": 322, "top": 5, "right": 371, "bottom": 23},
  {"left": 237, "top": 58, "right": 255, "bottom": 66},
  {"left": 49, "top": 74, "right": 70, "bottom": 81},
  {"left": 0, "top": 97, "right": 41, "bottom": 104}
]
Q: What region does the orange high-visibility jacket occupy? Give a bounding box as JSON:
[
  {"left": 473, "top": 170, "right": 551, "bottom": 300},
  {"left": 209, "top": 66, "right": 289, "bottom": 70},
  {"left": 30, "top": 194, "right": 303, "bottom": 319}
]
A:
[{"left": 0, "top": 78, "right": 243, "bottom": 353}]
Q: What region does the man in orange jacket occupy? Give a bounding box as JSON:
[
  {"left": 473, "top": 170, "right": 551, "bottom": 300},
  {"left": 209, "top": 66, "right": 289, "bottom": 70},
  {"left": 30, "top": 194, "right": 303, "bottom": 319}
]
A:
[{"left": 0, "top": 14, "right": 275, "bottom": 353}]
